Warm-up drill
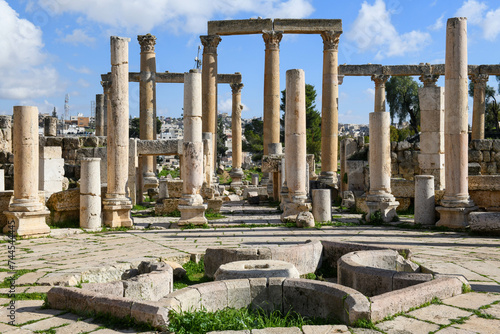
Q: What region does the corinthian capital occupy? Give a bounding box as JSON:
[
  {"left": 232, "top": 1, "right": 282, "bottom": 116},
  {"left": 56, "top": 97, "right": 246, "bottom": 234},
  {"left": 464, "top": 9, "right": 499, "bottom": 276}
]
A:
[
  {"left": 321, "top": 31, "right": 341, "bottom": 51},
  {"left": 419, "top": 74, "right": 440, "bottom": 87},
  {"left": 200, "top": 35, "right": 222, "bottom": 54},
  {"left": 137, "top": 33, "right": 156, "bottom": 53},
  {"left": 230, "top": 83, "right": 244, "bottom": 94},
  {"left": 469, "top": 73, "right": 489, "bottom": 88},
  {"left": 371, "top": 74, "right": 390, "bottom": 88},
  {"left": 262, "top": 30, "right": 283, "bottom": 50}
]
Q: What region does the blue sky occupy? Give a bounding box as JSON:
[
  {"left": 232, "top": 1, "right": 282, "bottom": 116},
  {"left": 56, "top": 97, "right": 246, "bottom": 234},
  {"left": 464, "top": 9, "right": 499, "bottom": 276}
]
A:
[{"left": 1, "top": 0, "right": 500, "bottom": 125}]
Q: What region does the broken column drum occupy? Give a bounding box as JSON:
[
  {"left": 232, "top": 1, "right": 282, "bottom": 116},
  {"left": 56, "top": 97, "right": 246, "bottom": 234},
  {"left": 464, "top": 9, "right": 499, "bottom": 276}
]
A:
[
  {"left": 103, "top": 36, "right": 133, "bottom": 228},
  {"left": 44, "top": 117, "right": 57, "bottom": 137},
  {"left": 230, "top": 82, "right": 244, "bottom": 187},
  {"left": 4, "top": 106, "right": 50, "bottom": 237},
  {"left": 179, "top": 70, "right": 207, "bottom": 226},
  {"left": 80, "top": 158, "right": 102, "bottom": 230},
  {"left": 437, "top": 17, "right": 477, "bottom": 228},
  {"left": 95, "top": 94, "right": 105, "bottom": 136},
  {"left": 414, "top": 175, "right": 435, "bottom": 225}
]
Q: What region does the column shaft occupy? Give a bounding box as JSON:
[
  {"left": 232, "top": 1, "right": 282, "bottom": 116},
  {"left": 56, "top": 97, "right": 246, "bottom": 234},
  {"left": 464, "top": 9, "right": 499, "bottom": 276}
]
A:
[
  {"left": 470, "top": 74, "right": 488, "bottom": 140},
  {"left": 231, "top": 83, "right": 243, "bottom": 170},
  {"left": 95, "top": 94, "right": 105, "bottom": 136}
]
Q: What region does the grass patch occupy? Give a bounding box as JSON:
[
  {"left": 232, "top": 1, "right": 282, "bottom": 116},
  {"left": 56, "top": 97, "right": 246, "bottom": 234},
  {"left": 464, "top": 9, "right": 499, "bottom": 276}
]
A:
[
  {"left": 158, "top": 167, "right": 180, "bottom": 179},
  {"left": 47, "top": 219, "right": 79, "bottom": 229},
  {"left": 0, "top": 292, "right": 47, "bottom": 300},
  {"left": 352, "top": 319, "right": 380, "bottom": 330},
  {"left": 159, "top": 210, "right": 181, "bottom": 217},
  {"left": 173, "top": 260, "right": 211, "bottom": 290},
  {"left": 314, "top": 221, "right": 360, "bottom": 229},
  {"left": 132, "top": 204, "right": 150, "bottom": 211},
  {"left": 180, "top": 223, "right": 209, "bottom": 230},
  {"left": 205, "top": 210, "right": 226, "bottom": 220},
  {"left": 0, "top": 269, "right": 36, "bottom": 288},
  {"left": 168, "top": 307, "right": 334, "bottom": 334}
]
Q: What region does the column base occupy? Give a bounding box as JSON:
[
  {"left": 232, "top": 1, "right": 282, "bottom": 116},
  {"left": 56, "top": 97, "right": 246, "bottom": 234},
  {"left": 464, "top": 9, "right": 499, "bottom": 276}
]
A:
[
  {"left": 319, "top": 172, "right": 338, "bottom": 188},
  {"left": 142, "top": 176, "right": 159, "bottom": 191},
  {"left": 281, "top": 196, "right": 311, "bottom": 222},
  {"left": 436, "top": 206, "right": 478, "bottom": 228},
  {"left": 178, "top": 204, "right": 208, "bottom": 226},
  {"left": 103, "top": 198, "right": 133, "bottom": 228},
  {"left": 230, "top": 168, "right": 244, "bottom": 189},
  {"left": 366, "top": 194, "right": 399, "bottom": 223},
  {"left": 3, "top": 209, "right": 50, "bottom": 237}
]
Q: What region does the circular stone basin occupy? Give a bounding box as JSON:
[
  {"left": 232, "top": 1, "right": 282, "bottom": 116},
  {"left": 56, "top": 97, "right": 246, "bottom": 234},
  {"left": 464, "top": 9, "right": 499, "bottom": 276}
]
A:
[{"left": 214, "top": 260, "right": 300, "bottom": 281}]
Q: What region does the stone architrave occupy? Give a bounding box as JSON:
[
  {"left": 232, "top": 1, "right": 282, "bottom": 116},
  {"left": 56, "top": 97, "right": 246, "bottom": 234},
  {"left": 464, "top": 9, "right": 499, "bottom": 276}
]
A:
[
  {"left": 282, "top": 69, "right": 311, "bottom": 222},
  {"left": 138, "top": 34, "right": 158, "bottom": 199},
  {"left": 44, "top": 117, "right": 57, "bottom": 137},
  {"left": 319, "top": 30, "right": 341, "bottom": 187},
  {"left": 366, "top": 75, "right": 399, "bottom": 223},
  {"left": 80, "top": 158, "right": 102, "bottom": 230},
  {"left": 261, "top": 30, "right": 282, "bottom": 187},
  {"left": 95, "top": 94, "right": 105, "bottom": 136},
  {"left": 103, "top": 36, "right": 133, "bottom": 228},
  {"left": 418, "top": 74, "right": 445, "bottom": 190},
  {"left": 437, "top": 18, "right": 477, "bottom": 228},
  {"left": 469, "top": 73, "right": 489, "bottom": 140},
  {"left": 202, "top": 132, "right": 213, "bottom": 187},
  {"left": 200, "top": 35, "right": 221, "bottom": 172},
  {"left": 230, "top": 83, "right": 244, "bottom": 188},
  {"left": 3, "top": 106, "right": 50, "bottom": 237},
  {"left": 179, "top": 70, "right": 207, "bottom": 226}
]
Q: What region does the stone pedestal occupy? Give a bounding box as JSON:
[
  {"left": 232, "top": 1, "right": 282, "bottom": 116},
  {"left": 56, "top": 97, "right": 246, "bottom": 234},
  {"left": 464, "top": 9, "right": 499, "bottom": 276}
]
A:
[
  {"left": 44, "top": 117, "right": 57, "bottom": 137},
  {"left": 3, "top": 106, "right": 49, "bottom": 237},
  {"left": 179, "top": 70, "right": 207, "bottom": 226},
  {"left": 103, "top": 36, "right": 133, "bottom": 228},
  {"left": 319, "top": 31, "right": 341, "bottom": 187},
  {"left": 312, "top": 189, "right": 331, "bottom": 223},
  {"left": 95, "top": 94, "right": 105, "bottom": 136},
  {"left": 414, "top": 175, "right": 435, "bottom": 225},
  {"left": 282, "top": 69, "right": 311, "bottom": 222},
  {"left": 367, "top": 80, "right": 399, "bottom": 223},
  {"left": 80, "top": 158, "right": 101, "bottom": 230},
  {"left": 437, "top": 17, "right": 477, "bottom": 228}
]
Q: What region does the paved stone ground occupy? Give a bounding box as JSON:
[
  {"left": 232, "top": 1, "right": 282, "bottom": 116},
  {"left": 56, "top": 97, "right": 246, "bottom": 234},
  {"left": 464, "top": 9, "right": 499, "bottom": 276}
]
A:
[{"left": 0, "top": 201, "right": 499, "bottom": 333}]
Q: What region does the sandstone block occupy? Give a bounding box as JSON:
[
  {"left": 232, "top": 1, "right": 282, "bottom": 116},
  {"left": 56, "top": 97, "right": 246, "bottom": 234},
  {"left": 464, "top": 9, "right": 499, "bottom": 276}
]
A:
[
  {"left": 130, "top": 301, "right": 169, "bottom": 330},
  {"left": 194, "top": 281, "right": 228, "bottom": 312},
  {"left": 472, "top": 139, "right": 492, "bottom": 151},
  {"left": 164, "top": 287, "right": 201, "bottom": 312},
  {"left": 469, "top": 212, "right": 500, "bottom": 235},
  {"left": 223, "top": 279, "right": 251, "bottom": 309}
]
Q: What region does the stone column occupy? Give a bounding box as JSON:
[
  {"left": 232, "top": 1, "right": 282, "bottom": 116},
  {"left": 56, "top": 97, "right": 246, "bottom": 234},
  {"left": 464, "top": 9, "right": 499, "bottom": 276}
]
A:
[
  {"left": 320, "top": 31, "right": 341, "bottom": 187},
  {"left": 3, "top": 106, "right": 50, "bottom": 237},
  {"left": 262, "top": 30, "right": 282, "bottom": 187},
  {"left": 0, "top": 116, "right": 12, "bottom": 153},
  {"left": 179, "top": 70, "right": 207, "bottom": 226},
  {"left": 268, "top": 143, "right": 283, "bottom": 200},
  {"left": 418, "top": 74, "right": 445, "bottom": 190},
  {"left": 80, "top": 158, "right": 101, "bottom": 230},
  {"left": 101, "top": 80, "right": 111, "bottom": 136},
  {"left": 230, "top": 82, "right": 244, "bottom": 188},
  {"left": 312, "top": 189, "right": 331, "bottom": 223},
  {"left": 414, "top": 175, "right": 435, "bottom": 225},
  {"left": 138, "top": 34, "right": 158, "bottom": 199},
  {"left": 103, "top": 36, "right": 133, "bottom": 228},
  {"left": 95, "top": 94, "right": 105, "bottom": 136},
  {"left": 202, "top": 132, "right": 213, "bottom": 187},
  {"left": 282, "top": 69, "right": 311, "bottom": 222},
  {"left": 437, "top": 17, "right": 477, "bottom": 228},
  {"left": 44, "top": 117, "right": 57, "bottom": 137},
  {"left": 201, "top": 35, "right": 221, "bottom": 172},
  {"left": 366, "top": 75, "right": 399, "bottom": 222},
  {"left": 469, "top": 73, "right": 489, "bottom": 140}
]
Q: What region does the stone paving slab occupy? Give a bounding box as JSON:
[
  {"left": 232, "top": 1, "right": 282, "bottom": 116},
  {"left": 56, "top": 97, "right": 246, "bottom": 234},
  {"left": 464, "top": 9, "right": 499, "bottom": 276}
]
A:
[
  {"left": 407, "top": 304, "right": 472, "bottom": 325},
  {"left": 375, "top": 316, "right": 441, "bottom": 334},
  {"left": 53, "top": 318, "right": 101, "bottom": 334},
  {"left": 443, "top": 292, "right": 500, "bottom": 309},
  {"left": 434, "top": 327, "right": 477, "bottom": 333},
  {"left": 21, "top": 312, "right": 81, "bottom": 331},
  {"left": 454, "top": 315, "right": 500, "bottom": 334}
]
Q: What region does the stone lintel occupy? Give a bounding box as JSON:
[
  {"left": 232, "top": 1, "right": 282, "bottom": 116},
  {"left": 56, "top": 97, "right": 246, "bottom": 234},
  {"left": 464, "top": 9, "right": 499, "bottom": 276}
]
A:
[
  {"left": 217, "top": 73, "right": 242, "bottom": 84},
  {"left": 274, "top": 19, "right": 342, "bottom": 34},
  {"left": 208, "top": 19, "right": 273, "bottom": 35},
  {"left": 136, "top": 139, "right": 180, "bottom": 156},
  {"left": 339, "top": 64, "right": 500, "bottom": 77},
  {"left": 156, "top": 72, "right": 185, "bottom": 83}
]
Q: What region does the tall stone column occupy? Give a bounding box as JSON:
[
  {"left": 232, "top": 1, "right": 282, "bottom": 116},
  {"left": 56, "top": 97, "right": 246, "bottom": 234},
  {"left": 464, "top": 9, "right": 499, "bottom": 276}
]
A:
[
  {"left": 138, "top": 34, "right": 158, "bottom": 199},
  {"left": 179, "top": 70, "right": 207, "bottom": 226},
  {"left": 282, "top": 69, "right": 311, "bottom": 222},
  {"left": 469, "top": 73, "right": 489, "bottom": 140},
  {"left": 201, "top": 35, "right": 221, "bottom": 173},
  {"left": 101, "top": 80, "right": 111, "bottom": 136},
  {"left": 320, "top": 31, "right": 341, "bottom": 187},
  {"left": 437, "top": 17, "right": 477, "bottom": 228},
  {"left": 418, "top": 74, "right": 445, "bottom": 190},
  {"left": 262, "top": 30, "right": 282, "bottom": 187},
  {"left": 3, "top": 106, "right": 50, "bottom": 237},
  {"left": 366, "top": 74, "right": 399, "bottom": 222},
  {"left": 202, "top": 132, "right": 213, "bottom": 187},
  {"left": 95, "top": 94, "right": 105, "bottom": 136},
  {"left": 230, "top": 82, "right": 244, "bottom": 188},
  {"left": 103, "top": 36, "right": 133, "bottom": 228}
]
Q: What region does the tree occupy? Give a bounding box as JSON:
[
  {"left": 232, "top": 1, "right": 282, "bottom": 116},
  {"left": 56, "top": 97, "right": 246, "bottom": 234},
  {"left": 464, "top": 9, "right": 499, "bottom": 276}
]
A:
[
  {"left": 216, "top": 116, "right": 228, "bottom": 166},
  {"left": 242, "top": 118, "right": 264, "bottom": 162},
  {"left": 385, "top": 76, "right": 420, "bottom": 134},
  {"left": 129, "top": 117, "right": 162, "bottom": 138},
  {"left": 52, "top": 107, "right": 57, "bottom": 118},
  {"left": 469, "top": 81, "right": 500, "bottom": 134},
  {"left": 280, "top": 84, "right": 322, "bottom": 161}
]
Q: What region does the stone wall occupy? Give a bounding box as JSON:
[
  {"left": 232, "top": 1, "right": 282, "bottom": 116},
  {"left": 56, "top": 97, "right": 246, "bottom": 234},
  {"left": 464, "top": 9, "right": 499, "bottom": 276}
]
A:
[{"left": 468, "top": 139, "right": 500, "bottom": 175}]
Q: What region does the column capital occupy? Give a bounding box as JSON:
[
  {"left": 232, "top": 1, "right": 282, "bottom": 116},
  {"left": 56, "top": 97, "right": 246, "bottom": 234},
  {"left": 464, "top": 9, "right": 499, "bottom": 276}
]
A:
[
  {"left": 262, "top": 30, "right": 283, "bottom": 50},
  {"left": 321, "top": 31, "right": 341, "bottom": 51},
  {"left": 419, "top": 74, "right": 440, "bottom": 87},
  {"left": 230, "top": 82, "right": 244, "bottom": 94},
  {"left": 371, "top": 74, "right": 390, "bottom": 88},
  {"left": 101, "top": 80, "right": 112, "bottom": 93},
  {"left": 137, "top": 33, "right": 156, "bottom": 53},
  {"left": 200, "top": 35, "right": 221, "bottom": 54},
  {"left": 469, "top": 73, "right": 489, "bottom": 88}
]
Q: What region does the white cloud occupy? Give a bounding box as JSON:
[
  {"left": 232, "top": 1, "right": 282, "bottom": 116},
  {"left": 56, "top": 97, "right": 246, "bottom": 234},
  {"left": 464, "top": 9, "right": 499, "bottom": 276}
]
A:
[
  {"left": 345, "top": 0, "right": 431, "bottom": 59},
  {"left": 77, "top": 79, "right": 90, "bottom": 88},
  {"left": 364, "top": 88, "right": 375, "bottom": 98},
  {"left": 68, "top": 65, "right": 91, "bottom": 74},
  {"left": 37, "top": 0, "right": 314, "bottom": 34},
  {"left": 428, "top": 13, "right": 445, "bottom": 31},
  {"left": 0, "top": 0, "right": 60, "bottom": 100},
  {"left": 455, "top": 0, "right": 487, "bottom": 25},
  {"left": 483, "top": 8, "right": 500, "bottom": 40},
  {"left": 59, "top": 28, "right": 95, "bottom": 46}
]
